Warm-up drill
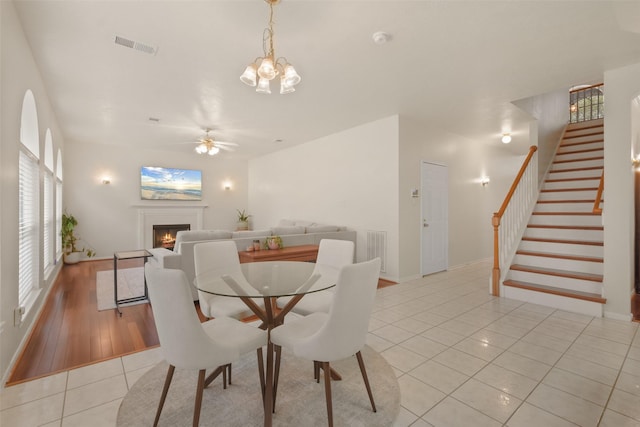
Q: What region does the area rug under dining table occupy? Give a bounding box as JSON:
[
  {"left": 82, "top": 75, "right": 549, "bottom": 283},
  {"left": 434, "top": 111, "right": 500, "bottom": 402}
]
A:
[{"left": 117, "top": 344, "right": 400, "bottom": 426}]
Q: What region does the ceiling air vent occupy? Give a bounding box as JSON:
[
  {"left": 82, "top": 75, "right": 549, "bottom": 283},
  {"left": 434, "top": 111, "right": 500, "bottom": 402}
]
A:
[{"left": 114, "top": 35, "right": 157, "bottom": 56}]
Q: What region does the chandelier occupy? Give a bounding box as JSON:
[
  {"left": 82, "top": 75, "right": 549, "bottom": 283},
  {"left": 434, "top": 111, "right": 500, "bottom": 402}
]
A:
[{"left": 240, "top": 0, "right": 301, "bottom": 94}]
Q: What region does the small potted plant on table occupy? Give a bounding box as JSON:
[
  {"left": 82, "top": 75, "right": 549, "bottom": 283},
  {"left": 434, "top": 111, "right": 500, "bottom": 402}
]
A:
[
  {"left": 265, "top": 235, "right": 283, "bottom": 250},
  {"left": 236, "top": 209, "right": 251, "bottom": 231}
]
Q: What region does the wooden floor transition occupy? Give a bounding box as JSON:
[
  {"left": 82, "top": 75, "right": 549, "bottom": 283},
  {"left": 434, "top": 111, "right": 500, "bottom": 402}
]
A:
[{"left": 7, "top": 259, "right": 396, "bottom": 385}]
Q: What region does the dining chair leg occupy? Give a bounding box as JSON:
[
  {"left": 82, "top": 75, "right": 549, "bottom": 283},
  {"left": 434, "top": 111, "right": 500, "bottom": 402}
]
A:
[
  {"left": 355, "top": 351, "right": 377, "bottom": 412},
  {"left": 321, "top": 361, "right": 334, "bottom": 427},
  {"left": 257, "top": 348, "right": 265, "bottom": 400},
  {"left": 228, "top": 363, "right": 232, "bottom": 385},
  {"left": 154, "top": 364, "right": 175, "bottom": 427},
  {"left": 314, "top": 361, "right": 320, "bottom": 382},
  {"left": 193, "top": 369, "right": 206, "bottom": 427},
  {"left": 273, "top": 344, "right": 282, "bottom": 413}
]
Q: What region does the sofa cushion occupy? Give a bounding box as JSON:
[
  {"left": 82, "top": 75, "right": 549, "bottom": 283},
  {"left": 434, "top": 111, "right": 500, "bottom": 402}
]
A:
[
  {"left": 271, "top": 225, "right": 306, "bottom": 236},
  {"left": 174, "top": 230, "right": 233, "bottom": 252},
  {"left": 305, "top": 224, "right": 339, "bottom": 233},
  {"left": 231, "top": 229, "right": 272, "bottom": 239}
]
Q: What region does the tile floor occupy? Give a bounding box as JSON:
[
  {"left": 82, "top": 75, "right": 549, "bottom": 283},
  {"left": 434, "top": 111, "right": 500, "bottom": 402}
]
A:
[{"left": 2, "top": 260, "right": 639, "bottom": 426}]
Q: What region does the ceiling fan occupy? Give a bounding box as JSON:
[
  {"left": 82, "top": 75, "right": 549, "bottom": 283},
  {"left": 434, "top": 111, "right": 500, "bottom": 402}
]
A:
[{"left": 193, "top": 129, "right": 238, "bottom": 156}]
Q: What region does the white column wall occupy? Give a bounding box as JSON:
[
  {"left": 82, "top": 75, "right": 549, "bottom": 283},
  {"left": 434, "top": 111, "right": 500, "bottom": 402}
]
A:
[
  {"left": 248, "top": 116, "right": 400, "bottom": 281},
  {"left": 603, "top": 62, "right": 640, "bottom": 320}
]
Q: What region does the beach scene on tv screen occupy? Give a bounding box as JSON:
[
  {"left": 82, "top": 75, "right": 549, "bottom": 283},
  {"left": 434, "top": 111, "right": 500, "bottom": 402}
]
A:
[{"left": 141, "top": 167, "right": 202, "bottom": 200}]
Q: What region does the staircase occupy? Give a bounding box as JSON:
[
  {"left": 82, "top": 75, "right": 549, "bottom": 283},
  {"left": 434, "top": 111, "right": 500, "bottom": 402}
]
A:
[{"left": 503, "top": 118, "right": 605, "bottom": 317}]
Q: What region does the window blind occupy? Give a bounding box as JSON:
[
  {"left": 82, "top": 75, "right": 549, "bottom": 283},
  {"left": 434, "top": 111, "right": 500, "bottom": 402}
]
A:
[
  {"left": 44, "top": 171, "right": 53, "bottom": 271},
  {"left": 56, "top": 179, "right": 63, "bottom": 258},
  {"left": 19, "top": 150, "right": 39, "bottom": 305}
]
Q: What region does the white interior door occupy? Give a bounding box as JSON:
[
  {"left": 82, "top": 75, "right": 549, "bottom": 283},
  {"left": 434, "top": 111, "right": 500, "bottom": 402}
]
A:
[{"left": 421, "top": 161, "right": 448, "bottom": 276}]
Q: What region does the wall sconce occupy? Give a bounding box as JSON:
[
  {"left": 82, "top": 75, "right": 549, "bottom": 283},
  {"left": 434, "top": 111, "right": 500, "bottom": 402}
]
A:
[
  {"left": 481, "top": 176, "right": 490, "bottom": 186},
  {"left": 223, "top": 181, "right": 232, "bottom": 191},
  {"left": 101, "top": 176, "right": 111, "bottom": 185},
  {"left": 501, "top": 134, "right": 512, "bottom": 144},
  {"left": 633, "top": 157, "right": 640, "bottom": 170}
]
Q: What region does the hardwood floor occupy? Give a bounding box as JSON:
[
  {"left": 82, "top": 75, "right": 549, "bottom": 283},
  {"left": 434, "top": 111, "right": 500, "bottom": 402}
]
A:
[{"left": 7, "top": 259, "right": 160, "bottom": 385}]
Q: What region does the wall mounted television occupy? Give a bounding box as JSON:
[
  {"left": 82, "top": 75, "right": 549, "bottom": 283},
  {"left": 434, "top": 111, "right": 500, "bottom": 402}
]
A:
[{"left": 140, "top": 166, "right": 202, "bottom": 201}]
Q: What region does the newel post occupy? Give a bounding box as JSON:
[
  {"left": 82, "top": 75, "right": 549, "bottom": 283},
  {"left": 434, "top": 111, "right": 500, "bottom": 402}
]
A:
[{"left": 492, "top": 213, "right": 501, "bottom": 296}]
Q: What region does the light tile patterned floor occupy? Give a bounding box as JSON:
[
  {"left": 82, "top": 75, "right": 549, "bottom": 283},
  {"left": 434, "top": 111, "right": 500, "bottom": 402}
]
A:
[{"left": 2, "top": 260, "right": 639, "bottom": 426}]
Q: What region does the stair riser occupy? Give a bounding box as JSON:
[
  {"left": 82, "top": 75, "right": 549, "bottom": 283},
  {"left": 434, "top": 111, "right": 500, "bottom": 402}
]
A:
[
  {"left": 535, "top": 202, "right": 595, "bottom": 213},
  {"left": 548, "top": 169, "right": 603, "bottom": 180},
  {"left": 561, "top": 135, "right": 604, "bottom": 146},
  {"left": 538, "top": 190, "right": 598, "bottom": 202},
  {"left": 519, "top": 240, "right": 603, "bottom": 257},
  {"left": 557, "top": 142, "right": 603, "bottom": 154},
  {"left": 554, "top": 150, "right": 604, "bottom": 161},
  {"left": 524, "top": 228, "right": 603, "bottom": 241},
  {"left": 507, "top": 270, "right": 602, "bottom": 294},
  {"left": 502, "top": 286, "right": 603, "bottom": 317},
  {"left": 513, "top": 254, "right": 603, "bottom": 275},
  {"left": 543, "top": 179, "right": 600, "bottom": 190},
  {"left": 551, "top": 159, "right": 604, "bottom": 171},
  {"left": 528, "top": 214, "right": 602, "bottom": 227},
  {"left": 566, "top": 119, "right": 603, "bottom": 130}
]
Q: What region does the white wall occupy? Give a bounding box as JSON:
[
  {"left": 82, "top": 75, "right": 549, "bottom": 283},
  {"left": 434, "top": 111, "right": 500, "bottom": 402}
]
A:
[
  {"left": 64, "top": 140, "right": 249, "bottom": 258},
  {"left": 603, "top": 62, "right": 640, "bottom": 319},
  {"left": 398, "top": 117, "right": 526, "bottom": 280},
  {"left": 513, "top": 88, "right": 569, "bottom": 182},
  {"left": 248, "top": 116, "right": 400, "bottom": 280},
  {"left": 0, "top": 1, "right": 65, "bottom": 381}
]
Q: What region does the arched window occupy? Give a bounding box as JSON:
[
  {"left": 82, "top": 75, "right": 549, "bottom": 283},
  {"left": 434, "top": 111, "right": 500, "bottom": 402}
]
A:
[
  {"left": 56, "top": 149, "right": 63, "bottom": 259},
  {"left": 19, "top": 90, "right": 40, "bottom": 307},
  {"left": 43, "top": 129, "right": 54, "bottom": 274}
]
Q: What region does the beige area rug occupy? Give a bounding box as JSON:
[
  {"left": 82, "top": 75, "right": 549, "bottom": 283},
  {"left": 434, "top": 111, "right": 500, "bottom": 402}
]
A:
[
  {"left": 96, "top": 267, "right": 146, "bottom": 311},
  {"left": 117, "top": 345, "right": 400, "bottom": 426}
]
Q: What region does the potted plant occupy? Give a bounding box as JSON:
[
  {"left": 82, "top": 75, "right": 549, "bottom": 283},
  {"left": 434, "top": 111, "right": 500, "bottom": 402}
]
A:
[
  {"left": 265, "top": 235, "right": 283, "bottom": 250},
  {"left": 61, "top": 212, "right": 95, "bottom": 264},
  {"left": 236, "top": 209, "right": 251, "bottom": 231}
]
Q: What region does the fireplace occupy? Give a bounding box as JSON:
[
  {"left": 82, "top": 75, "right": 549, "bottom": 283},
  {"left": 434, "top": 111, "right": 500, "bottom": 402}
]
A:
[{"left": 153, "top": 224, "right": 190, "bottom": 250}]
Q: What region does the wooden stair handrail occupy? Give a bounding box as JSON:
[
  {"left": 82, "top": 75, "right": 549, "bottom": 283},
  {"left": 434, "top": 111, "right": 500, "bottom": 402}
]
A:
[
  {"left": 492, "top": 145, "right": 538, "bottom": 296},
  {"left": 593, "top": 171, "right": 604, "bottom": 214}
]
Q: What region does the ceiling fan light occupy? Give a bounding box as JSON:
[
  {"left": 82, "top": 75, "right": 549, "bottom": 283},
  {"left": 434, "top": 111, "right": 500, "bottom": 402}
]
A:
[
  {"left": 195, "top": 143, "right": 208, "bottom": 154},
  {"left": 256, "top": 77, "right": 271, "bottom": 94},
  {"left": 283, "top": 64, "right": 301, "bottom": 86},
  {"left": 208, "top": 146, "right": 220, "bottom": 156},
  {"left": 240, "top": 64, "right": 257, "bottom": 86},
  {"left": 280, "top": 75, "right": 295, "bottom": 94},
  {"left": 257, "top": 57, "right": 276, "bottom": 80}
]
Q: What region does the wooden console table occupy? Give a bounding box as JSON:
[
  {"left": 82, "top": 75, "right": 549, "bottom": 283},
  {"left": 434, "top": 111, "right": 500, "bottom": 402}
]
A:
[{"left": 239, "top": 244, "right": 319, "bottom": 264}]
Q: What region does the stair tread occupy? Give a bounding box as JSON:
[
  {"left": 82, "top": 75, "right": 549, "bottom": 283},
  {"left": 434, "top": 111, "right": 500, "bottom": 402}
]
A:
[
  {"left": 516, "top": 250, "right": 603, "bottom": 263},
  {"left": 503, "top": 279, "right": 606, "bottom": 304},
  {"left": 510, "top": 264, "right": 603, "bottom": 282},
  {"left": 545, "top": 177, "right": 601, "bottom": 183},
  {"left": 560, "top": 140, "right": 604, "bottom": 148},
  {"left": 527, "top": 224, "right": 603, "bottom": 230},
  {"left": 541, "top": 187, "right": 598, "bottom": 192},
  {"left": 548, "top": 166, "right": 603, "bottom": 173},
  {"left": 556, "top": 148, "right": 603, "bottom": 156},
  {"left": 553, "top": 156, "right": 604, "bottom": 164},
  {"left": 522, "top": 236, "right": 603, "bottom": 246},
  {"left": 537, "top": 200, "right": 595, "bottom": 204}
]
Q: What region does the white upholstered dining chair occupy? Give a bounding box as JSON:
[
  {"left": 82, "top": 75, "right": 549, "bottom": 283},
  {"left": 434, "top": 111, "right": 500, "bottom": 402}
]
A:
[
  {"left": 144, "top": 264, "right": 267, "bottom": 427},
  {"left": 194, "top": 240, "right": 262, "bottom": 320},
  {"left": 270, "top": 258, "right": 381, "bottom": 427},
  {"left": 277, "top": 239, "right": 355, "bottom": 315}
]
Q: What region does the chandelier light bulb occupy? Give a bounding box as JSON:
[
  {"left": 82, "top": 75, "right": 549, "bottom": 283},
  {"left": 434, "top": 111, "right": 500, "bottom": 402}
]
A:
[
  {"left": 240, "top": 64, "right": 257, "bottom": 86},
  {"left": 280, "top": 75, "right": 295, "bottom": 94},
  {"left": 257, "top": 57, "right": 276, "bottom": 80},
  {"left": 283, "top": 64, "right": 301, "bottom": 86},
  {"left": 256, "top": 77, "right": 271, "bottom": 94},
  {"left": 501, "top": 134, "right": 512, "bottom": 144}
]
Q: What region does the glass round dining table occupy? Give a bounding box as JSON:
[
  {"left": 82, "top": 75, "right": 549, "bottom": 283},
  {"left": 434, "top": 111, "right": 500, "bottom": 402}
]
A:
[{"left": 194, "top": 260, "right": 338, "bottom": 427}]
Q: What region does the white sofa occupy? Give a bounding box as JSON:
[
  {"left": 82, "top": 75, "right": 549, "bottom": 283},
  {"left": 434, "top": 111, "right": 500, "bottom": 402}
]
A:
[{"left": 147, "top": 220, "right": 356, "bottom": 300}]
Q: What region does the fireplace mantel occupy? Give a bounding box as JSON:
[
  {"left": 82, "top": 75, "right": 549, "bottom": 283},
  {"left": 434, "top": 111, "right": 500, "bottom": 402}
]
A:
[{"left": 137, "top": 205, "right": 207, "bottom": 248}]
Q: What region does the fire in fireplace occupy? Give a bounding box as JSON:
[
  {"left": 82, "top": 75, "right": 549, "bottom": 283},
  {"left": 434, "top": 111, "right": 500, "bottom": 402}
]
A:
[{"left": 153, "top": 224, "right": 190, "bottom": 250}]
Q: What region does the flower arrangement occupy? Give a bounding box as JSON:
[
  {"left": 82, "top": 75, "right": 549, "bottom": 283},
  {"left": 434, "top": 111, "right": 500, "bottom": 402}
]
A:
[{"left": 265, "top": 235, "right": 283, "bottom": 250}]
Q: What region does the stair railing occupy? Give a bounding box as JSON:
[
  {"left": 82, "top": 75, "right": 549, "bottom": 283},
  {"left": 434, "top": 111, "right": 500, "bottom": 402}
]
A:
[
  {"left": 593, "top": 172, "right": 604, "bottom": 214},
  {"left": 492, "top": 146, "right": 539, "bottom": 296}
]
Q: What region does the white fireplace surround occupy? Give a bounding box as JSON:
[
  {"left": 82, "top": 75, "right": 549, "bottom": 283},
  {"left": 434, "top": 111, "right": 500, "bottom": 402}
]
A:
[{"left": 136, "top": 205, "right": 206, "bottom": 249}]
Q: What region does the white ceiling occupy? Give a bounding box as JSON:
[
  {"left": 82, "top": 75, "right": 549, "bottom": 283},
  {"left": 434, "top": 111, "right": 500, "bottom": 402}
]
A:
[{"left": 12, "top": 0, "right": 640, "bottom": 160}]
